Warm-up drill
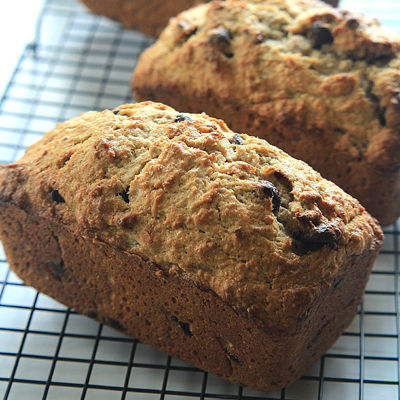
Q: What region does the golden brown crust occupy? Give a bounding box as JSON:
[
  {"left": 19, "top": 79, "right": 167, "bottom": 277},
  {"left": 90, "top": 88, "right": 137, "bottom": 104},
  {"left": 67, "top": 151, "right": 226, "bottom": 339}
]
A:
[
  {"left": 79, "top": 0, "right": 340, "bottom": 37},
  {"left": 132, "top": 0, "right": 400, "bottom": 226},
  {"left": 0, "top": 101, "right": 383, "bottom": 390}
]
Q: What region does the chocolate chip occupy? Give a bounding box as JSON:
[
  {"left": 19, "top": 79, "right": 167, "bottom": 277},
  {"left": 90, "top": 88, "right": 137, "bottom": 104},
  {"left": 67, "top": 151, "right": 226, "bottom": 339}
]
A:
[
  {"left": 254, "top": 33, "right": 265, "bottom": 44},
  {"left": 108, "top": 317, "right": 126, "bottom": 331},
  {"left": 292, "top": 218, "right": 343, "bottom": 255},
  {"left": 372, "top": 55, "right": 393, "bottom": 65},
  {"left": 50, "top": 189, "right": 65, "bottom": 203},
  {"left": 233, "top": 227, "right": 245, "bottom": 240},
  {"left": 118, "top": 189, "right": 129, "bottom": 203},
  {"left": 209, "top": 27, "right": 234, "bottom": 58},
  {"left": 378, "top": 107, "right": 387, "bottom": 126},
  {"left": 333, "top": 278, "right": 343, "bottom": 289},
  {"left": 179, "top": 321, "right": 193, "bottom": 336},
  {"left": 291, "top": 240, "right": 321, "bottom": 255},
  {"left": 257, "top": 181, "right": 281, "bottom": 213},
  {"left": 48, "top": 260, "right": 66, "bottom": 281},
  {"left": 171, "top": 315, "right": 193, "bottom": 336},
  {"left": 346, "top": 18, "right": 359, "bottom": 29},
  {"left": 209, "top": 27, "right": 232, "bottom": 46},
  {"left": 334, "top": 128, "right": 346, "bottom": 136},
  {"left": 175, "top": 114, "right": 193, "bottom": 122},
  {"left": 292, "top": 221, "right": 343, "bottom": 254},
  {"left": 311, "top": 328, "right": 322, "bottom": 343},
  {"left": 296, "top": 220, "right": 342, "bottom": 244},
  {"left": 311, "top": 21, "right": 334, "bottom": 50},
  {"left": 171, "top": 315, "right": 179, "bottom": 323},
  {"left": 232, "top": 133, "right": 244, "bottom": 145},
  {"left": 227, "top": 352, "right": 240, "bottom": 363},
  {"left": 113, "top": 110, "right": 121, "bottom": 115}
]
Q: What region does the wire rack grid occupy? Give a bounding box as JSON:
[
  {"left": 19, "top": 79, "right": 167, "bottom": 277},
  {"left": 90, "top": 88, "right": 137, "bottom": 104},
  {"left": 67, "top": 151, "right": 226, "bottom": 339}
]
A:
[{"left": 0, "top": 0, "right": 399, "bottom": 399}]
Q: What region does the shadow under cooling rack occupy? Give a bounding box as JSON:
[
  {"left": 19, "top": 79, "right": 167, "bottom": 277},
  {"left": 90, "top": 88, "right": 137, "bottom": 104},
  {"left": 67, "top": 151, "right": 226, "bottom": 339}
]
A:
[{"left": 0, "top": 0, "right": 400, "bottom": 399}]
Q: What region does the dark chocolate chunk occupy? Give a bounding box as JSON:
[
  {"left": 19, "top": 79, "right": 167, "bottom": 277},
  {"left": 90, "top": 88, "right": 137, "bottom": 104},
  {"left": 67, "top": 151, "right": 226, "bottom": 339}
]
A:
[
  {"left": 233, "top": 227, "right": 245, "bottom": 240},
  {"left": 378, "top": 107, "right": 387, "bottom": 126},
  {"left": 232, "top": 133, "right": 244, "bottom": 145},
  {"left": 113, "top": 110, "right": 120, "bottom": 115},
  {"left": 296, "top": 221, "right": 342, "bottom": 244},
  {"left": 311, "top": 328, "right": 322, "bottom": 343},
  {"left": 292, "top": 218, "right": 343, "bottom": 255},
  {"left": 333, "top": 278, "right": 344, "bottom": 289},
  {"left": 291, "top": 239, "right": 326, "bottom": 255},
  {"left": 311, "top": 21, "right": 334, "bottom": 50},
  {"left": 175, "top": 114, "right": 193, "bottom": 123},
  {"left": 179, "top": 321, "right": 193, "bottom": 336},
  {"left": 227, "top": 352, "right": 240, "bottom": 363},
  {"left": 48, "top": 260, "right": 66, "bottom": 281},
  {"left": 209, "top": 27, "right": 232, "bottom": 47},
  {"left": 108, "top": 317, "right": 126, "bottom": 331},
  {"left": 171, "top": 315, "right": 179, "bottom": 323},
  {"left": 50, "top": 189, "right": 65, "bottom": 203},
  {"left": 257, "top": 181, "right": 281, "bottom": 213},
  {"left": 171, "top": 315, "right": 193, "bottom": 336},
  {"left": 371, "top": 55, "right": 393, "bottom": 65},
  {"left": 346, "top": 18, "right": 360, "bottom": 29},
  {"left": 118, "top": 189, "right": 130, "bottom": 203},
  {"left": 334, "top": 128, "right": 346, "bottom": 136},
  {"left": 209, "top": 27, "right": 234, "bottom": 58}
]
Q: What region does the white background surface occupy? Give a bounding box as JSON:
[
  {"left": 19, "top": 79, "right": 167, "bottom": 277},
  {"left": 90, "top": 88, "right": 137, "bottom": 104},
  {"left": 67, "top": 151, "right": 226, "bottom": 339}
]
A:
[{"left": 0, "top": 1, "right": 46, "bottom": 99}]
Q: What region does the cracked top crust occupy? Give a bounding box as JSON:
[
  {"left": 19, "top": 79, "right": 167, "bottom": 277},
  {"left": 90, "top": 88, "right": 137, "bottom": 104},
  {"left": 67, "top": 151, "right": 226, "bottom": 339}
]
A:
[{"left": 0, "top": 102, "right": 383, "bottom": 333}]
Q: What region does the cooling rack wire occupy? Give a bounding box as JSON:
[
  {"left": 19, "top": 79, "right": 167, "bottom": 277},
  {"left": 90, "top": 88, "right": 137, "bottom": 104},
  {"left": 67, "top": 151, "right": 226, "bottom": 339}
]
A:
[{"left": 0, "top": 0, "right": 399, "bottom": 399}]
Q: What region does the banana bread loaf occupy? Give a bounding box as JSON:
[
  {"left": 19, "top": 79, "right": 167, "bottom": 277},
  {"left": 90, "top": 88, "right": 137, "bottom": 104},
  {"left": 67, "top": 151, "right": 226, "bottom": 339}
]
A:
[
  {"left": 132, "top": 0, "right": 400, "bottom": 226},
  {"left": 0, "top": 102, "right": 382, "bottom": 391},
  {"left": 79, "top": 0, "right": 339, "bottom": 37}
]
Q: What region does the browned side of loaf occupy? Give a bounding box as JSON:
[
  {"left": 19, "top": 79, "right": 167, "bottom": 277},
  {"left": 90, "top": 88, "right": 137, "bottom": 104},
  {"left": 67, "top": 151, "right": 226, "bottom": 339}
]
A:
[
  {"left": 0, "top": 200, "right": 378, "bottom": 391},
  {"left": 79, "top": 0, "right": 207, "bottom": 37},
  {"left": 79, "top": 0, "right": 339, "bottom": 37}
]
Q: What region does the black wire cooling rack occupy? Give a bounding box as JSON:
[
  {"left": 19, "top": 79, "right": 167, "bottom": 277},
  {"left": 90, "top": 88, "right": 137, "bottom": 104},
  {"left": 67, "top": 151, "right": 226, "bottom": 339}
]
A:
[{"left": 0, "top": 0, "right": 400, "bottom": 399}]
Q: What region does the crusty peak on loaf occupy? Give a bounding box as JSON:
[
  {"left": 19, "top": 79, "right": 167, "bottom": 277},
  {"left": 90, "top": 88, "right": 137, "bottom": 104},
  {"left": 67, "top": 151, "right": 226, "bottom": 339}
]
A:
[
  {"left": 136, "top": 0, "right": 400, "bottom": 147},
  {"left": 164, "top": 0, "right": 400, "bottom": 60},
  {"left": 0, "top": 102, "right": 381, "bottom": 332}
]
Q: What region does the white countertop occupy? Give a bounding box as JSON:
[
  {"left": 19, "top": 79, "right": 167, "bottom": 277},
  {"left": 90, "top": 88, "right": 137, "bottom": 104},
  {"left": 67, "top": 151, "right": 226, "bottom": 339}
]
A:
[{"left": 0, "top": 0, "right": 46, "bottom": 99}]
